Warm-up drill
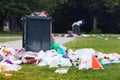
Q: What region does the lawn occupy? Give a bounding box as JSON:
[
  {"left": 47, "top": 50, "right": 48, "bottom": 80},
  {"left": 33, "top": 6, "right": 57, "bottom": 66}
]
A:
[
  {"left": 0, "top": 31, "right": 22, "bottom": 43},
  {"left": 64, "top": 34, "right": 120, "bottom": 53},
  {"left": 0, "top": 34, "right": 120, "bottom": 80},
  {"left": 0, "top": 38, "right": 21, "bottom": 43},
  {"left": 0, "top": 31, "right": 22, "bottom": 36}
]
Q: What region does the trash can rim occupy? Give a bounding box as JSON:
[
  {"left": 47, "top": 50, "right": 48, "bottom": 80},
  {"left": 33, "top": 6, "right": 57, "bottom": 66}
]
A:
[{"left": 25, "top": 15, "right": 52, "bottom": 20}]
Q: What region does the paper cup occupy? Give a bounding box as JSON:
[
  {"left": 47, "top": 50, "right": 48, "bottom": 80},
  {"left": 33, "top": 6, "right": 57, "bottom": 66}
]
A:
[{"left": 5, "top": 74, "right": 12, "bottom": 79}]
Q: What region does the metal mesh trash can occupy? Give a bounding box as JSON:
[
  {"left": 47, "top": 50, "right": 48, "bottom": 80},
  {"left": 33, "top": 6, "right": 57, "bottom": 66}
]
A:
[{"left": 23, "top": 16, "right": 52, "bottom": 52}]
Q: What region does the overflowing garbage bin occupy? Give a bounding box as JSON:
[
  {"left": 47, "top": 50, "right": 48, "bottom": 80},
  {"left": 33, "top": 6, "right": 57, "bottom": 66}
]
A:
[
  {"left": 22, "top": 15, "right": 52, "bottom": 52},
  {"left": 72, "top": 20, "right": 83, "bottom": 35},
  {"left": 73, "top": 26, "right": 80, "bottom": 35}
]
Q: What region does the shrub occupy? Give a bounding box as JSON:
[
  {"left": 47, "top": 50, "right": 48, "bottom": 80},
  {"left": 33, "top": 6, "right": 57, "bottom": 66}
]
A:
[{"left": 89, "top": 29, "right": 102, "bottom": 34}]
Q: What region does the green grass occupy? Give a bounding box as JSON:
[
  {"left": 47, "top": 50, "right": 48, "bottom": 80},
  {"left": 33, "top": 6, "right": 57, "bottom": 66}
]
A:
[
  {"left": 64, "top": 37, "right": 120, "bottom": 53},
  {"left": 0, "top": 34, "right": 120, "bottom": 80},
  {"left": 1, "top": 64, "right": 120, "bottom": 80},
  {"left": 0, "top": 31, "right": 22, "bottom": 42},
  {"left": 0, "top": 31, "right": 22, "bottom": 36},
  {"left": 0, "top": 38, "right": 21, "bottom": 43}
]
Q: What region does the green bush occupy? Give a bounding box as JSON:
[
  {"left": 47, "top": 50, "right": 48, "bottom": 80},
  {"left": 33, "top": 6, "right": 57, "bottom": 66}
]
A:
[{"left": 89, "top": 29, "right": 102, "bottom": 34}]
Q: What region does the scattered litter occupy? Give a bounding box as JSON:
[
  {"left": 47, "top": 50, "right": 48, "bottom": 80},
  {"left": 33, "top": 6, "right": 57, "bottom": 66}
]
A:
[
  {"left": 80, "top": 34, "right": 90, "bottom": 37},
  {"left": 104, "top": 38, "right": 109, "bottom": 40},
  {"left": 0, "top": 45, "right": 120, "bottom": 73},
  {"left": 5, "top": 73, "right": 12, "bottom": 79},
  {"left": 55, "top": 68, "right": 69, "bottom": 74},
  {"left": 117, "top": 37, "right": 120, "bottom": 40}
]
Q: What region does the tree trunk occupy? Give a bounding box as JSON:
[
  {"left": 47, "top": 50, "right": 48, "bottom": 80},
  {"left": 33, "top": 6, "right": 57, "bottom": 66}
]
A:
[
  {"left": 9, "top": 17, "right": 21, "bottom": 32},
  {"left": 93, "top": 16, "right": 97, "bottom": 30},
  {"left": 0, "top": 17, "right": 5, "bottom": 32},
  {"left": 0, "top": 11, "right": 8, "bottom": 32}
]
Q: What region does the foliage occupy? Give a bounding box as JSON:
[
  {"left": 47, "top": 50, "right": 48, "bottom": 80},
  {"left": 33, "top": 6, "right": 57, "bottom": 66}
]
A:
[
  {"left": 0, "top": 0, "right": 67, "bottom": 32},
  {"left": 53, "top": 0, "right": 120, "bottom": 33},
  {"left": 0, "top": 0, "right": 67, "bottom": 18},
  {"left": 84, "top": 0, "right": 120, "bottom": 30},
  {"left": 89, "top": 29, "right": 102, "bottom": 34},
  {"left": 102, "top": 0, "right": 120, "bottom": 12},
  {"left": 0, "top": 0, "right": 120, "bottom": 33},
  {"left": 36, "top": 0, "right": 67, "bottom": 13}
]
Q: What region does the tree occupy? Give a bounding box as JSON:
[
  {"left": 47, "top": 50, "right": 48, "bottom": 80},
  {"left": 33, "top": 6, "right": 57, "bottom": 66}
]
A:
[
  {"left": 0, "top": 0, "right": 67, "bottom": 32},
  {"left": 0, "top": 0, "right": 31, "bottom": 32},
  {"left": 0, "top": 1, "right": 9, "bottom": 32},
  {"left": 64, "top": 0, "right": 120, "bottom": 30},
  {"left": 84, "top": 0, "right": 120, "bottom": 30}
]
